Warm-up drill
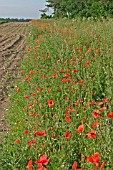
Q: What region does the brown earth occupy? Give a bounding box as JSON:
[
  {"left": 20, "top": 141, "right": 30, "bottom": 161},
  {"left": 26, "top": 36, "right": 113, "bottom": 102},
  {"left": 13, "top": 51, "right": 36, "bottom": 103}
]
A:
[{"left": 0, "top": 22, "right": 30, "bottom": 143}]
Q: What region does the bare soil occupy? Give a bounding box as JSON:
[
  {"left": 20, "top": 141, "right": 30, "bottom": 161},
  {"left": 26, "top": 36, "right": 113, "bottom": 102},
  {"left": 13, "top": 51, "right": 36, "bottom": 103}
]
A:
[{"left": 0, "top": 22, "right": 30, "bottom": 143}]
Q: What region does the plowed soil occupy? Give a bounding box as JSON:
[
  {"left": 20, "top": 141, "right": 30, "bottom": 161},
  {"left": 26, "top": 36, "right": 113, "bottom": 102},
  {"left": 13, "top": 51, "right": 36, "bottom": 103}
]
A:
[{"left": 0, "top": 22, "right": 30, "bottom": 143}]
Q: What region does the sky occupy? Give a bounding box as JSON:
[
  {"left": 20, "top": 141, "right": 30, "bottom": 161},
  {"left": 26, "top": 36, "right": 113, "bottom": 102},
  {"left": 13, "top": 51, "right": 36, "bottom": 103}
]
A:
[{"left": 0, "top": 0, "right": 53, "bottom": 19}]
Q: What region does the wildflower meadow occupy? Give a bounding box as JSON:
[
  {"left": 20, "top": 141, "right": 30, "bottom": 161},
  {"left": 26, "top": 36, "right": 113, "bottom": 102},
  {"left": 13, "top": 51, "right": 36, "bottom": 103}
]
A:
[{"left": 1, "top": 19, "right": 113, "bottom": 170}]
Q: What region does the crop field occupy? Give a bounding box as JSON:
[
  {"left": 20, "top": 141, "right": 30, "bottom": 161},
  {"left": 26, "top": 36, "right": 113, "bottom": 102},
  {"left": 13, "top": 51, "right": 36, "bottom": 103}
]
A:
[
  {"left": 1, "top": 19, "right": 113, "bottom": 170},
  {"left": 0, "top": 22, "right": 30, "bottom": 142},
  {"left": 0, "top": 20, "right": 10, "bottom": 24},
  {"left": 0, "top": 20, "right": 7, "bottom": 24},
  {"left": 0, "top": 22, "right": 29, "bottom": 99}
]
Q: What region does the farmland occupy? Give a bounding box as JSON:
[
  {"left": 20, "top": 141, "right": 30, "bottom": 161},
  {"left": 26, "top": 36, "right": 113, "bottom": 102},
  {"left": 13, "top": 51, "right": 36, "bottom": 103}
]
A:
[
  {"left": 0, "top": 22, "right": 30, "bottom": 99},
  {"left": 0, "top": 22, "right": 30, "bottom": 142},
  {"left": 1, "top": 19, "right": 113, "bottom": 169},
  {"left": 0, "top": 20, "right": 9, "bottom": 24}
]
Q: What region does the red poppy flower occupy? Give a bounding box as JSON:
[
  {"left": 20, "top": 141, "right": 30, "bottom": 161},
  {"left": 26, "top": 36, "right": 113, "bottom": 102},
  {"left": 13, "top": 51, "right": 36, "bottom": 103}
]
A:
[
  {"left": 48, "top": 89, "right": 52, "bottom": 92},
  {"left": 29, "top": 70, "right": 35, "bottom": 74},
  {"left": 48, "top": 55, "right": 51, "bottom": 59},
  {"left": 14, "top": 139, "right": 21, "bottom": 144},
  {"left": 94, "top": 91, "right": 97, "bottom": 96},
  {"left": 93, "top": 110, "right": 100, "bottom": 119},
  {"left": 37, "top": 88, "right": 40, "bottom": 93},
  {"left": 16, "top": 88, "right": 20, "bottom": 92},
  {"left": 66, "top": 117, "right": 72, "bottom": 123},
  {"left": 103, "top": 98, "right": 110, "bottom": 103},
  {"left": 52, "top": 73, "right": 58, "bottom": 78},
  {"left": 60, "top": 70, "right": 65, "bottom": 73},
  {"left": 72, "top": 161, "right": 78, "bottom": 169},
  {"left": 32, "top": 93, "right": 37, "bottom": 97},
  {"left": 65, "top": 111, "right": 70, "bottom": 117},
  {"left": 95, "top": 48, "right": 100, "bottom": 54},
  {"left": 24, "top": 130, "right": 29, "bottom": 134},
  {"left": 100, "top": 160, "right": 106, "bottom": 169},
  {"left": 27, "top": 49, "right": 30, "bottom": 53},
  {"left": 74, "top": 46, "right": 78, "bottom": 50},
  {"left": 86, "top": 47, "right": 91, "bottom": 54},
  {"left": 36, "top": 154, "right": 51, "bottom": 168},
  {"left": 93, "top": 152, "right": 100, "bottom": 164},
  {"left": 65, "top": 73, "right": 70, "bottom": 77},
  {"left": 66, "top": 106, "right": 75, "bottom": 112},
  {"left": 92, "top": 119, "right": 99, "bottom": 128},
  {"left": 108, "top": 112, "right": 113, "bottom": 118},
  {"left": 33, "top": 113, "right": 37, "bottom": 117},
  {"left": 77, "top": 124, "right": 85, "bottom": 133},
  {"left": 91, "top": 100, "right": 95, "bottom": 105},
  {"left": 78, "top": 80, "right": 84, "bottom": 85},
  {"left": 67, "top": 77, "right": 71, "bottom": 83},
  {"left": 48, "top": 100, "right": 55, "bottom": 107},
  {"left": 24, "top": 95, "right": 29, "bottom": 99},
  {"left": 35, "top": 130, "right": 46, "bottom": 137},
  {"left": 99, "top": 107, "right": 106, "bottom": 112},
  {"left": 88, "top": 130, "right": 97, "bottom": 139},
  {"left": 21, "top": 71, "right": 25, "bottom": 75},
  {"left": 87, "top": 156, "right": 93, "bottom": 163},
  {"left": 93, "top": 163, "right": 99, "bottom": 170},
  {"left": 72, "top": 69, "right": 79, "bottom": 73},
  {"left": 96, "top": 101, "right": 103, "bottom": 106},
  {"left": 79, "top": 48, "right": 83, "bottom": 52},
  {"left": 28, "top": 140, "right": 33, "bottom": 148},
  {"left": 28, "top": 138, "right": 36, "bottom": 148},
  {"left": 28, "top": 103, "right": 33, "bottom": 109},
  {"left": 84, "top": 60, "right": 91, "bottom": 68},
  {"left": 42, "top": 75, "right": 46, "bottom": 79},
  {"left": 87, "top": 152, "right": 100, "bottom": 165},
  {"left": 65, "top": 131, "right": 72, "bottom": 139},
  {"left": 62, "top": 78, "right": 66, "bottom": 83},
  {"left": 34, "top": 99, "right": 38, "bottom": 104},
  {"left": 26, "top": 160, "right": 33, "bottom": 170},
  {"left": 81, "top": 154, "right": 85, "bottom": 162}
]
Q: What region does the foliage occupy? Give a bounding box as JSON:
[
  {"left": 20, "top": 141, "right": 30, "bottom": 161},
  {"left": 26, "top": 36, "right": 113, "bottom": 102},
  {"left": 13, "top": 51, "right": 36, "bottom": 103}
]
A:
[{"left": 44, "top": 0, "right": 113, "bottom": 18}]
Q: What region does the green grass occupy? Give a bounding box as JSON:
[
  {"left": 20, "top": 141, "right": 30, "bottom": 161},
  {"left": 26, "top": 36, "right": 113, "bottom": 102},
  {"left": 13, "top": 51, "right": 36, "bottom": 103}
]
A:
[
  {"left": 1, "top": 18, "right": 113, "bottom": 170},
  {"left": 0, "top": 20, "right": 10, "bottom": 24}
]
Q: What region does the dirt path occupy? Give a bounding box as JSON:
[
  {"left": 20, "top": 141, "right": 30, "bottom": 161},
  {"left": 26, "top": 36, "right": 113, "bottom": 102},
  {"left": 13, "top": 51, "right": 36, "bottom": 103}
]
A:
[{"left": 0, "top": 22, "right": 30, "bottom": 143}]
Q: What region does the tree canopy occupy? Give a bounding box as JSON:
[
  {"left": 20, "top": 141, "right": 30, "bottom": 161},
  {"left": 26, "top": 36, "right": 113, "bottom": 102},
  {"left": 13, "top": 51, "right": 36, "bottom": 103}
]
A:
[{"left": 41, "top": 0, "right": 113, "bottom": 18}]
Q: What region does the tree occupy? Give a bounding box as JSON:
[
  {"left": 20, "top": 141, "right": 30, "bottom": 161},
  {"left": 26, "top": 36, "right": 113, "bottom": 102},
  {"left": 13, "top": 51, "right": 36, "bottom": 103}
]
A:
[{"left": 43, "top": 0, "right": 113, "bottom": 18}]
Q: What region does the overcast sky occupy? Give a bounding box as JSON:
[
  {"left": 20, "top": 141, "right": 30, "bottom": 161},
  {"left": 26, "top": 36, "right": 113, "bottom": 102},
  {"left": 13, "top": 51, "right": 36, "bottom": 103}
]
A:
[{"left": 0, "top": 0, "right": 53, "bottom": 19}]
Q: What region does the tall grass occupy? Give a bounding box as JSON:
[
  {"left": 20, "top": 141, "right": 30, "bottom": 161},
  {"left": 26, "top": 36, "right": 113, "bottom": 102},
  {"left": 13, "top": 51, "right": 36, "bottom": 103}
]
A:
[{"left": 1, "top": 19, "right": 113, "bottom": 170}]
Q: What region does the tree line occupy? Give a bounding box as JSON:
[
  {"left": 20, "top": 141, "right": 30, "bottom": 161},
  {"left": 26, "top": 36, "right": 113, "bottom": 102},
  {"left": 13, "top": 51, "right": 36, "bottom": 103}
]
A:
[
  {"left": 0, "top": 18, "right": 32, "bottom": 22},
  {"left": 40, "top": 0, "right": 113, "bottom": 18}
]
